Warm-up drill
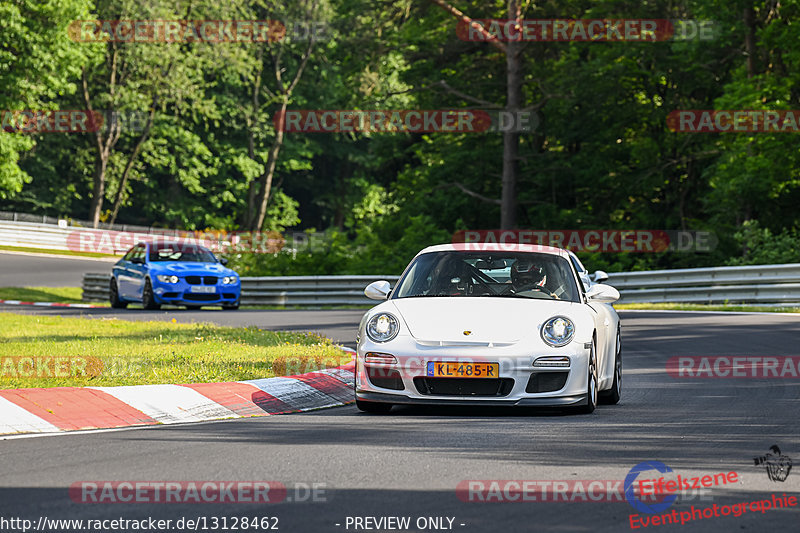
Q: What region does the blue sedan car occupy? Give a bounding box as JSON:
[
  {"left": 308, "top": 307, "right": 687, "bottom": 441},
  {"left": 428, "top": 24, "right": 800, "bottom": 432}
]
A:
[{"left": 110, "top": 242, "right": 241, "bottom": 310}]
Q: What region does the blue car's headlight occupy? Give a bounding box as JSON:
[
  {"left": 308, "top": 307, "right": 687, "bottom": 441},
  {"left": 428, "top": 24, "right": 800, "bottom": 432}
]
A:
[
  {"left": 156, "top": 275, "right": 179, "bottom": 284},
  {"left": 541, "top": 316, "right": 575, "bottom": 347},
  {"left": 366, "top": 313, "right": 399, "bottom": 343},
  {"left": 222, "top": 276, "right": 238, "bottom": 284}
]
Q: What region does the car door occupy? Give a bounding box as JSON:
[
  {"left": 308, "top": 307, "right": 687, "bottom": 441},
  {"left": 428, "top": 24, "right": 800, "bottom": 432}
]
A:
[
  {"left": 115, "top": 247, "right": 136, "bottom": 298},
  {"left": 127, "top": 244, "right": 148, "bottom": 300}
]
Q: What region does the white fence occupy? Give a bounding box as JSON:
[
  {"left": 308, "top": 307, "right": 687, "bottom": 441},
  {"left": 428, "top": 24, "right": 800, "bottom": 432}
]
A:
[{"left": 81, "top": 265, "right": 800, "bottom": 306}]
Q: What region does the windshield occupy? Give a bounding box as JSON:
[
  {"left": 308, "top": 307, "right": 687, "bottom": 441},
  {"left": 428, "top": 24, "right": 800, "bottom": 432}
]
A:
[
  {"left": 149, "top": 244, "right": 217, "bottom": 263},
  {"left": 393, "top": 251, "right": 580, "bottom": 302}
]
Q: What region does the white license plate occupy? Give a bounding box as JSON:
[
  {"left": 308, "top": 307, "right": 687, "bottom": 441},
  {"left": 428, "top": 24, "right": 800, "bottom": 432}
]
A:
[{"left": 190, "top": 286, "right": 216, "bottom": 293}]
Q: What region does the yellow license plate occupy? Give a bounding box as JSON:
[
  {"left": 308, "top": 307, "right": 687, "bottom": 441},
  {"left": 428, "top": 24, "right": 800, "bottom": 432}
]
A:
[{"left": 426, "top": 362, "right": 499, "bottom": 378}]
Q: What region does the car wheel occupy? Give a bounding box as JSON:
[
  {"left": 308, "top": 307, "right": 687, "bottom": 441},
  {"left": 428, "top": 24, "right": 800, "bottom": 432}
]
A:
[
  {"left": 600, "top": 327, "right": 622, "bottom": 405},
  {"left": 577, "top": 338, "right": 598, "bottom": 414},
  {"left": 356, "top": 399, "right": 392, "bottom": 414},
  {"left": 142, "top": 279, "right": 161, "bottom": 310},
  {"left": 222, "top": 301, "right": 240, "bottom": 310},
  {"left": 109, "top": 279, "right": 127, "bottom": 309}
]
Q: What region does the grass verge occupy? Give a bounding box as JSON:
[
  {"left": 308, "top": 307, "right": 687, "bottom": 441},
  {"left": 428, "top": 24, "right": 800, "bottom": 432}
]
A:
[
  {"left": 0, "top": 286, "right": 96, "bottom": 305},
  {"left": 615, "top": 302, "right": 800, "bottom": 313},
  {"left": 0, "top": 313, "right": 351, "bottom": 388}
]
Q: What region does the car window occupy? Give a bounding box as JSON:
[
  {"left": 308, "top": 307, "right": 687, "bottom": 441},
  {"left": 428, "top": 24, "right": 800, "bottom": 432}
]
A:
[
  {"left": 132, "top": 245, "right": 146, "bottom": 263},
  {"left": 393, "top": 251, "right": 580, "bottom": 302},
  {"left": 149, "top": 243, "right": 216, "bottom": 262},
  {"left": 122, "top": 247, "right": 135, "bottom": 261}
]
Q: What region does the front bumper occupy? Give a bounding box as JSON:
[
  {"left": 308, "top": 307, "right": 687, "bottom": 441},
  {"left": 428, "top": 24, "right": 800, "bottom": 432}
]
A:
[
  {"left": 151, "top": 280, "right": 240, "bottom": 306},
  {"left": 355, "top": 335, "right": 592, "bottom": 407}
]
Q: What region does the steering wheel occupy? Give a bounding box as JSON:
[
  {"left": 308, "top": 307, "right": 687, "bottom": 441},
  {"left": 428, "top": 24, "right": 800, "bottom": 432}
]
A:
[{"left": 511, "top": 284, "right": 559, "bottom": 299}]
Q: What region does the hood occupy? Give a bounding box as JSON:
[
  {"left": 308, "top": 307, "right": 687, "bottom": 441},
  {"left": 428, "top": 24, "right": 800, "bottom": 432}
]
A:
[
  {"left": 389, "top": 297, "right": 585, "bottom": 345},
  {"left": 156, "top": 262, "right": 235, "bottom": 276}
]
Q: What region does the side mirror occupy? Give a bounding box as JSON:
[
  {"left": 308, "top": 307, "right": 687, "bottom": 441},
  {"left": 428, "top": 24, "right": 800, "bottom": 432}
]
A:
[
  {"left": 219, "top": 257, "right": 229, "bottom": 265},
  {"left": 592, "top": 270, "right": 609, "bottom": 284},
  {"left": 586, "top": 283, "right": 620, "bottom": 303},
  {"left": 130, "top": 257, "right": 144, "bottom": 264},
  {"left": 364, "top": 280, "right": 391, "bottom": 300}
]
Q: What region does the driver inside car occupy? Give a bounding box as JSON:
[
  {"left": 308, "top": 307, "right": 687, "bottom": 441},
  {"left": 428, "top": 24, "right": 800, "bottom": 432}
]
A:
[{"left": 510, "top": 259, "right": 548, "bottom": 293}]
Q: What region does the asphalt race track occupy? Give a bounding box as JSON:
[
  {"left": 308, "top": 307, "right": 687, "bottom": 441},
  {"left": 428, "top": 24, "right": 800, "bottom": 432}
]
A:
[
  {"left": 1, "top": 308, "right": 799, "bottom": 532},
  {"left": 0, "top": 251, "right": 114, "bottom": 287}
]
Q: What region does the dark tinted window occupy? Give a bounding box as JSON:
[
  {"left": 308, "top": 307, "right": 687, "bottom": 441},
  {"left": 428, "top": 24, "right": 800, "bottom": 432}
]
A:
[{"left": 393, "top": 251, "right": 580, "bottom": 302}]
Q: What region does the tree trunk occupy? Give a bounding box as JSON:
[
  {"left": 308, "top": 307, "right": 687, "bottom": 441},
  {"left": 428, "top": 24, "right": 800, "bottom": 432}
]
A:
[
  {"left": 252, "top": 99, "right": 288, "bottom": 231},
  {"left": 89, "top": 157, "right": 108, "bottom": 227},
  {"left": 501, "top": 0, "right": 522, "bottom": 229},
  {"left": 743, "top": 6, "right": 757, "bottom": 78},
  {"left": 109, "top": 106, "right": 157, "bottom": 226}
]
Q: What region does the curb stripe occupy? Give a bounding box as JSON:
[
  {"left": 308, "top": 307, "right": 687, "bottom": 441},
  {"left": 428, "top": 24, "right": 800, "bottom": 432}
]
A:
[
  {"left": 244, "top": 377, "right": 342, "bottom": 412},
  {"left": 0, "top": 388, "right": 157, "bottom": 431},
  {"left": 0, "top": 299, "right": 102, "bottom": 308},
  {"left": 181, "top": 382, "right": 269, "bottom": 417},
  {"left": 91, "top": 384, "right": 239, "bottom": 424},
  {"left": 293, "top": 373, "right": 354, "bottom": 404},
  {"left": 0, "top": 395, "right": 61, "bottom": 434}
]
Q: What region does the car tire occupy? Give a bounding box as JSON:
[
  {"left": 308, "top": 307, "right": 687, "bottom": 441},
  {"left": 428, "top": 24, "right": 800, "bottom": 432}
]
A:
[
  {"left": 222, "top": 302, "right": 240, "bottom": 310},
  {"left": 142, "top": 279, "right": 161, "bottom": 310},
  {"left": 600, "top": 327, "right": 622, "bottom": 405},
  {"left": 576, "top": 338, "right": 598, "bottom": 414},
  {"left": 356, "top": 399, "right": 392, "bottom": 414},
  {"left": 109, "top": 279, "right": 127, "bottom": 309}
]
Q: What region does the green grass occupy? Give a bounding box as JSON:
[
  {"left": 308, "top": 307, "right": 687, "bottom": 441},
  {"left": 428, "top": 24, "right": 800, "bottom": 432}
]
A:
[
  {"left": 0, "top": 286, "right": 96, "bottom": 304},
  {"left": 615, "top": 302, "right": 800, "bottom": 313},
  {"left": 0, "top": 244, "right": 116, "bottom": 258},
  {"left": 0, "top": 313, "right": 351, "bottom": 388}
]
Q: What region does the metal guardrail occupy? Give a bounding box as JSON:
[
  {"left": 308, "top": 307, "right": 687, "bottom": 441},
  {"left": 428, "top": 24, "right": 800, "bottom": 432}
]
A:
[
  {"left": 82, "top": 274, "right": 402, "bottom": 306},
  {"left": 81, "top": 264, "right": 800, "bottom": 306},
  {"left": 605, "top": 264, "right": 800, "bottom": 304}
]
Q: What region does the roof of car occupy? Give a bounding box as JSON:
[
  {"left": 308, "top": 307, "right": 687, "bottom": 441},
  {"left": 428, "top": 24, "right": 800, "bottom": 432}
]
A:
[{"left": 415, "top": 242, "right": 570, "bottom": 258}]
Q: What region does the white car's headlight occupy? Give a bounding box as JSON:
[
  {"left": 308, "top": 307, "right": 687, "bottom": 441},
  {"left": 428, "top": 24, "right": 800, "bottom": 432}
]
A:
[
  {"left": 541, "top": 316, "right": 575, "bottom": 347},
  {"left": 156, "top": 275, "right": 179, "bottom": 284},
  {"left": 366, "top": 313, "right": 399, "bottom": 343},
  {"left": 222, "top": 276, "right": 238, "bottom": 284}
]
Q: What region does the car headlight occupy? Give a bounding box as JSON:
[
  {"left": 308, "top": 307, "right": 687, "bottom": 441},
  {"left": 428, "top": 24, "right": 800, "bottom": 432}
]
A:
[
  {"left": 366, "top": 313, "right": 400, "bottom": 343},
  {"left": 222, "top": 276, "right": 238, "bottom": 284},
  {"left": 541, "top": 316, "right": 575, "bottom": 347},
  {"left": 156, "top": 275, "right": 179, "bottom": 284}
]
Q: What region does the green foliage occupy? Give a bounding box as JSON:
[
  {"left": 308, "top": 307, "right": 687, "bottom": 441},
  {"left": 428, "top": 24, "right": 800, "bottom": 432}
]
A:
[
  {"left": 3, "top": 0, "right": 800, "bottom": 274},
  {"left": 727, "top": 221, "right": 800, "bottom": 266}
]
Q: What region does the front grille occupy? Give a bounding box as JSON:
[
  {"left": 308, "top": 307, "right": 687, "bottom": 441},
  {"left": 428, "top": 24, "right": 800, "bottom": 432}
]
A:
[
  {"left": 526, "top": 371, "right": 569, "bottom": 393},
  {"left": 162, "top": 292, "right": 179, "bottom": 298},
  {"left": 413, "top": 377, "right": 514, "bottom": 397},
  {"left": 186, "top": 276, "right": 218, "bottom": 285},
  {"left": 183, "top": 293, "right": 219, "bottom": 301},
  {"left": 222, "top": 293, "right": 237, "bottom": 299},
  {"left": 366, "top": 367, "right": 404, "bottom": 390}
]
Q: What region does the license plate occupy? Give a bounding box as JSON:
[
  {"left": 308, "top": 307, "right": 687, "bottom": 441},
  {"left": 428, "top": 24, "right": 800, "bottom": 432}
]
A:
[
  {"left": 190, "top": 286, "right": 216, "bottom": 293},
  {"left": 426, "top": 362, "right": 499, "bottom": 378}
]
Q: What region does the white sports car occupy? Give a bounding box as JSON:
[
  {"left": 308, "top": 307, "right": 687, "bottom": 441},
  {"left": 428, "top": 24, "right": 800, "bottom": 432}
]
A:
[{"left": 355, "top": 243, "right": 622, "bottom": 414}]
